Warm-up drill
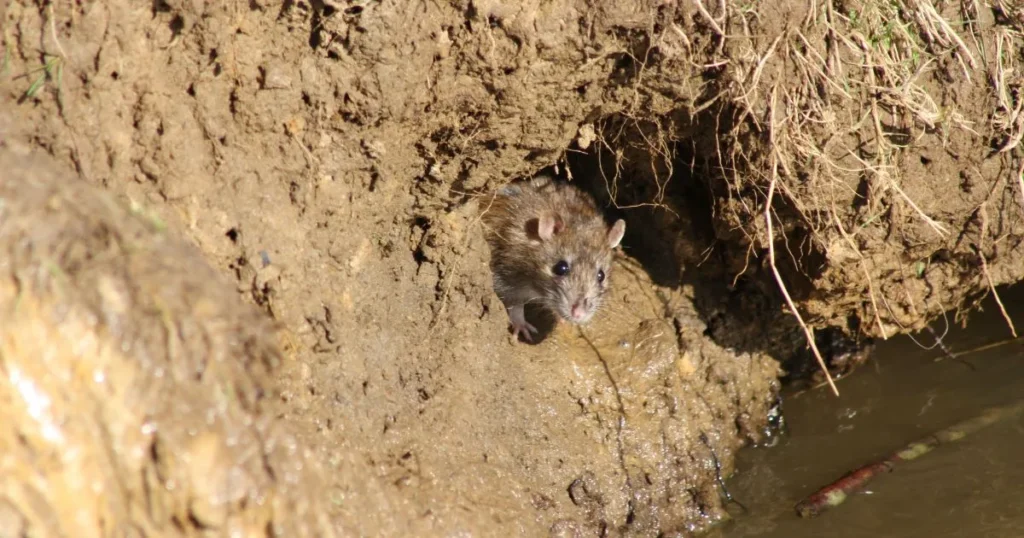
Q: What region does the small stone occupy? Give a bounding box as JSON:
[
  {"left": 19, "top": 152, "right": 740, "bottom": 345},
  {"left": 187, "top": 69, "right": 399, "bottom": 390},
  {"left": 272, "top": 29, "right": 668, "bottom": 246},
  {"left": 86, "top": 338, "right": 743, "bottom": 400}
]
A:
[
  {"left": 676, "top": 351, "right": 696, "bottom": 378},
  {"left": 576, "top": 123, "right": 596, "bottom": 149},
  {"left": 346, "top": 237, "right": 372, "bottom": 274},
  {"left": 549, "top": 519, "right": 583, "bottom": 538},
  {"left": 436, "top": 30, "right": 452, "bottom": 59},
  {"left": 261, "top": 63, "right": 293, "bottom": 90},
  {"left": 284, "top": 116, "right": 305, "bottom": 136},
  {"left": 361, "top": 138, "right": 386, "bottom": 159}
]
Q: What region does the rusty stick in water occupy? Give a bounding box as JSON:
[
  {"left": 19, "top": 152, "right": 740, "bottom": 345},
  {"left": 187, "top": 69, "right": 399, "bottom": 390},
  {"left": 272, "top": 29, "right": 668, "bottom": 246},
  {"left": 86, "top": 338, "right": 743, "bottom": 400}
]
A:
[{"left": 795, "top": 399, "right": 1024, "bottom": 518}]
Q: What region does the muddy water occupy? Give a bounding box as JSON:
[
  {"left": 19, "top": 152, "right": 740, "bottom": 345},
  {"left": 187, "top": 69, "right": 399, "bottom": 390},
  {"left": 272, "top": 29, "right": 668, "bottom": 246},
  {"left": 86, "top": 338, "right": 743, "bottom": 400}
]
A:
[{"left": 721, "top": 286, "right": 1024, "bottom": 538}]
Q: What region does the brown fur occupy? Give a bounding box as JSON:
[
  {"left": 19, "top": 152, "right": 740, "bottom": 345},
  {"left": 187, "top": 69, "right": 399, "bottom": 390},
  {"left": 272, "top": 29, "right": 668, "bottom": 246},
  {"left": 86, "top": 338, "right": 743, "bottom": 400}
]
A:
[{"left": 482, "top": 175, "right": 625, "bottom": 330}]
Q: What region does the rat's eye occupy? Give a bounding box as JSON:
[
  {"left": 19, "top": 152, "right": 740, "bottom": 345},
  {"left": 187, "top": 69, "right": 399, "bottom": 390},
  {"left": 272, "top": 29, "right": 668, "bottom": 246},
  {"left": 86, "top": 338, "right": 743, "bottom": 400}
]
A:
[
  {"left": 597, "top": 269, "right": 606, "bottom": 283},
  {"left": 553, "top": 260, "right": 570, "bottom": 276}
]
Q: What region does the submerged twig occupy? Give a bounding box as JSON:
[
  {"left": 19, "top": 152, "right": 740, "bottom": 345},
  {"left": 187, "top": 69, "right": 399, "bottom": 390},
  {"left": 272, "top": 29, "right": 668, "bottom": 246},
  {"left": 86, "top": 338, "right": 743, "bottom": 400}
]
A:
[
  {"left": 925, "top": 325, "right": 956, "bottom": 361},
  {"left": 795, "top": 399, "right": 1024, "bottom": 518},
  {"left": 937, "top": 336, "right": 1022, "bottom": 362}
]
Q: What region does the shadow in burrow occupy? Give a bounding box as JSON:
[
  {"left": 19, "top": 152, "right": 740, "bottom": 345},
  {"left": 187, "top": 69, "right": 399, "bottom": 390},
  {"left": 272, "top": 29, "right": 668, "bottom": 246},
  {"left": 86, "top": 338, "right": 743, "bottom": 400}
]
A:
[{"left": 554, "top": 110, "right": 869, "bottom": 382}]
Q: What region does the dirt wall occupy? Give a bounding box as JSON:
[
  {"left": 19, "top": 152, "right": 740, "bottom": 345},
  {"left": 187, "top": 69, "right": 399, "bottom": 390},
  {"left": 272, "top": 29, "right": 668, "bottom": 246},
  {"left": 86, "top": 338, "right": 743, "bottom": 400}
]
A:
[
  {"left": 0, "top": 143, "right": 336, "bottom": 537},
  {"left": 2, "top": 0, "right": 1023, "bottom": 536}
]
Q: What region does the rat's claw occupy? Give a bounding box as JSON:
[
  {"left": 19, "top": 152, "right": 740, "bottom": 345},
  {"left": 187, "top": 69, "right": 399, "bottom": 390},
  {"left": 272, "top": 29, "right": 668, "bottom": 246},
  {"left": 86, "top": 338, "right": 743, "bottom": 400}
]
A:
[
  {"left": 506, "top": 305, "right": 538, "bottom": 343},
  {"left": 510, "top": 320, "right": 539, "bottom": 343}
]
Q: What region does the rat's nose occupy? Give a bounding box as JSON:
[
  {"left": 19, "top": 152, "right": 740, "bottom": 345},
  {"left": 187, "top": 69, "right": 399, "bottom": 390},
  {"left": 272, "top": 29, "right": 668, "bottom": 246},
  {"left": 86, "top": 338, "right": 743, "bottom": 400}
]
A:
[{"left": 570, "top": 300, "right": 588, "bottom": 321}]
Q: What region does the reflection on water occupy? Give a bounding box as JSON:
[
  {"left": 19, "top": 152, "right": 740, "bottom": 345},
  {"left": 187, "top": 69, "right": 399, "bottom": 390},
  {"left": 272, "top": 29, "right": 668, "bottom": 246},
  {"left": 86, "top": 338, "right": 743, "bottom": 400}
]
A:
[{"left": 720, "top": 286, "right": 1024, "bottom": 538}]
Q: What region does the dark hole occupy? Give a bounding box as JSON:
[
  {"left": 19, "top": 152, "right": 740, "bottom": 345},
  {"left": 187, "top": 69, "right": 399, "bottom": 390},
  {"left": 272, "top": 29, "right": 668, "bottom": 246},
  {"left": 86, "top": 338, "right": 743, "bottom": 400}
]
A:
[
  {"left": 412, "top": 245, "right": 427, "bottom": 264},
  {"left": 852, "top": 175, "right": 870, "bottom": 210},
  {"left": 169, "top": 15, "right": 184, "bottom": 35},
  {"left": 225, "top": 228, "right": 240, "bottom": 242},
  {"left": 308, "top": 5, "right": 324, "bottom": 48}
]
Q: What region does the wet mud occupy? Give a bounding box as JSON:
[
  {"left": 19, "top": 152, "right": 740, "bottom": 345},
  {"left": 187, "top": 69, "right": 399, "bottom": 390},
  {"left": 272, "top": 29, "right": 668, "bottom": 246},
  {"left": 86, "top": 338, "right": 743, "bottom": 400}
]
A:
[{"left": 2, "top": 0, "right": 1023, "bottom": 535}]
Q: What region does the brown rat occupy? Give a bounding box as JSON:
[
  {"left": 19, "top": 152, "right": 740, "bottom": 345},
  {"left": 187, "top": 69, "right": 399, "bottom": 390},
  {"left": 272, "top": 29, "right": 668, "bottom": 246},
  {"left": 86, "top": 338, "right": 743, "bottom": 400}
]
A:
[{"left": 482, "top": 175, "right": 626, "bottom": 342}]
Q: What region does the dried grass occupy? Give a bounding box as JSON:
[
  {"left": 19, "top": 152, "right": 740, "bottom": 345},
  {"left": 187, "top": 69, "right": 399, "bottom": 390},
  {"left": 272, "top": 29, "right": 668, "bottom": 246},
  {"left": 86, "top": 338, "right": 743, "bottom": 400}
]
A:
[{"left": 595, "top": 0, "right": 1024, "bottom": 383}]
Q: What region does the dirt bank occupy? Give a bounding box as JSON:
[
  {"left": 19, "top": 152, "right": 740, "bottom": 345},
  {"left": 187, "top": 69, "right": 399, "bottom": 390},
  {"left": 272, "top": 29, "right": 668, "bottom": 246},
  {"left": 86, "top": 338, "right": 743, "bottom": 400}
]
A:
[
  {"left": 0, "top": 144, "right": 336, "bottom": 536},
  {"left": 2, "top": 0, "right": 1022, "bottom": 535}
]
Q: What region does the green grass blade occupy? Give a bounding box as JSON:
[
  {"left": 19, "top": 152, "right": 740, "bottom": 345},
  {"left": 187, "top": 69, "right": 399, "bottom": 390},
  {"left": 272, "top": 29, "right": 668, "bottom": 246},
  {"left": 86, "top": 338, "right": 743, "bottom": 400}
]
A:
[{"left": 25, "top": 71, "right": 47, "bottom": 98}]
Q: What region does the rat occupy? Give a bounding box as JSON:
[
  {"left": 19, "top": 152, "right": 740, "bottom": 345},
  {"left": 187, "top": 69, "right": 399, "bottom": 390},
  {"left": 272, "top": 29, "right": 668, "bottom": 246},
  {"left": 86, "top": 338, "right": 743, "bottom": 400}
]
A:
[{"left": 482, "top": 174, "right": 626, "bottom": 342}]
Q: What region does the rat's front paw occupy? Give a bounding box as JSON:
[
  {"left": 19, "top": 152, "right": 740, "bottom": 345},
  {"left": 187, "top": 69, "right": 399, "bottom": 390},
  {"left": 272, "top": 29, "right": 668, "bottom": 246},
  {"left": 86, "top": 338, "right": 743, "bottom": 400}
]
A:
[{"left": 510, "top": 320, "right": 538, "bottom": 343}]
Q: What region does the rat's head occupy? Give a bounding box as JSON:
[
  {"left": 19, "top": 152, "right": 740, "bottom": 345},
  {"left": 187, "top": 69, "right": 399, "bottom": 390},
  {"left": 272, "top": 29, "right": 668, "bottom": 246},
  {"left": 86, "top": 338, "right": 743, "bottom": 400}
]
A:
[{"left": 526, "top": 212, "right": 626, "bottom": 324}]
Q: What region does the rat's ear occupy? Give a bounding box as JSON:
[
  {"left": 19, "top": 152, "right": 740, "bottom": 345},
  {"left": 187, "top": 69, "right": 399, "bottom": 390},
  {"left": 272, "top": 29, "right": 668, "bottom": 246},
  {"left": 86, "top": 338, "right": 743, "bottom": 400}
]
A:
[
  {"left": 528, "top": 213, "right": 564, "bottom": 241},
  {"left": 607, "top": 219, "right": 626, "bottom": 248}
]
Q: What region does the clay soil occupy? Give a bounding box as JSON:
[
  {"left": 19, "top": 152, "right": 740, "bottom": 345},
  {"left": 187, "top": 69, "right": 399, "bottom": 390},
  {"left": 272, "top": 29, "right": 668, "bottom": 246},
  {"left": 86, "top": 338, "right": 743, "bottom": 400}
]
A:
[{"left": 1, "top": 0, "right": 1023, "bottom": 536}]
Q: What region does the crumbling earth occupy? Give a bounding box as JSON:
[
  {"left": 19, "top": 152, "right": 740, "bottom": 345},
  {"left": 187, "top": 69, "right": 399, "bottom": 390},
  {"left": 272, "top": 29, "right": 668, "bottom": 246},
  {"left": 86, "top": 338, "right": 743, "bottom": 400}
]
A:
[{"left": 1, "top": 0, "right": 1022, "bottom": 536}]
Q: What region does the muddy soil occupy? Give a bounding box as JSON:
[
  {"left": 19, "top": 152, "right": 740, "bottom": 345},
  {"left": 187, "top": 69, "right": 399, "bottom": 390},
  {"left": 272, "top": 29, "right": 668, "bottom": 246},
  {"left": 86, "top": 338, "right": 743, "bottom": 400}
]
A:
[
  {"left": 2, "top": 0, "right": 1023, "bottom": 536},
  {"left": 0, "top": 138, "right": 781, "bottom": 535},
  {"left": 0, "top": 144, "right": 336, "bottom": 537}
]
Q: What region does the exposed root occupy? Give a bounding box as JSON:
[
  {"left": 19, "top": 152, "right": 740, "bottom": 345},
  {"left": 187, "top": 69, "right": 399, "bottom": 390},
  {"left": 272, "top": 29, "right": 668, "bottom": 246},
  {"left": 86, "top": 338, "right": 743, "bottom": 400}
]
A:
[
  {"left": 694, "top": 0, "right": 725, "bottom": 38},
  {"left": 907, "top": 0, "right": 977, "bottom": 79},
  {"left": 594, "top": 113, "right": 679, "bottom": 217},
  {"left": 978, "top": 202, "right": 1017, "bottom": 338},
  {"left": 696, "top": 0, "right": 1009, "bottom": 341},
  {"left": 861, "top": 263, "right": 889, "bottom": 340},
  {"left": 993, "top": 28, "right": 1024, "bottom": 153},
  {"left": 883, "top": 175, "right": 949, "bottom": 238},
  {"left": 47, "top": 3, "right": 68, "bottom": 61},
  {"left": 767, "top": 174, "right": 838, "bottom": 397},
  {"left": 1017, "top": 160, "right": 1024, "bottom": 214},
  {"left": 766, "top": 86, "right": 838, "bottom": 397}
]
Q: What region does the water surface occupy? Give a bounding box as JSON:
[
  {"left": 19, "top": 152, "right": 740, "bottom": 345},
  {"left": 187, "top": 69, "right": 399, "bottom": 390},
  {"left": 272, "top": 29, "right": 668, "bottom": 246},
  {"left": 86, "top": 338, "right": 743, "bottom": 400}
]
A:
[{"left": 721, "top": 287, "right": 1024, "bottom": 538}]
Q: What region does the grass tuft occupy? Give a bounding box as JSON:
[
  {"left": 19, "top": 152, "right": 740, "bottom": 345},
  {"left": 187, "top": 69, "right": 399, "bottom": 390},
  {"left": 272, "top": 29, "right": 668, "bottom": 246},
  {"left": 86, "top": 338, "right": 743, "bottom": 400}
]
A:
[{"left": 24, "top": 55, "right": 63, "bottom": 100}]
